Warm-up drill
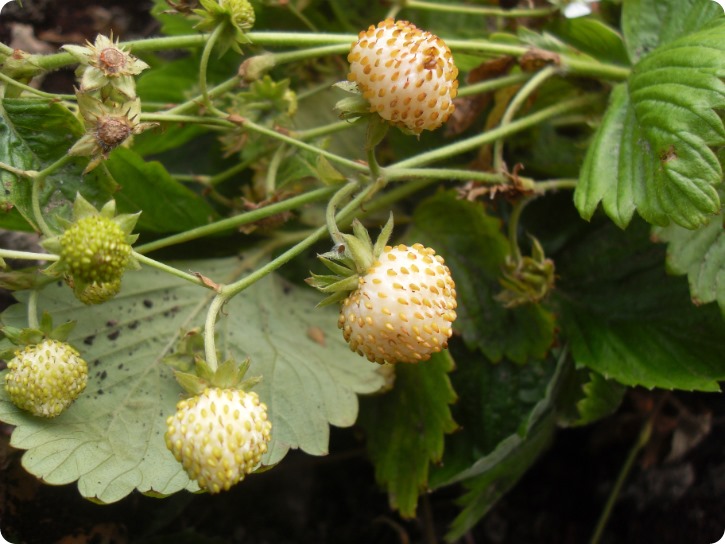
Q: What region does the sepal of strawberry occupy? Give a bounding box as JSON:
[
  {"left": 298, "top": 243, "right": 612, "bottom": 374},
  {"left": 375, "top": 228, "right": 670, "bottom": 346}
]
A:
[
  {"left": 496, "top": 236, "right": 555, "bottom": 308},
  {"left": 41, "top": 194, "right": 140, "bottom": 304}
]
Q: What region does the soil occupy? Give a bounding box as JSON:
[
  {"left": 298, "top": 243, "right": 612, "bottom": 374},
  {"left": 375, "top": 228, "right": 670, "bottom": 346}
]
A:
[{"left": 1, "top": 2, "right": 724, "bottom": 543}]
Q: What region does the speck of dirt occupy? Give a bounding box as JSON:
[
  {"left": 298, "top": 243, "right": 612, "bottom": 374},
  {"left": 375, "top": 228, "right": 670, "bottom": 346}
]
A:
[
  {"left": 106, "top": 320, "right": 118, "bottom": 328},
  {"left": 107, "top": 330, "right": 120, "bottom": 341},
  {"left": 100, "top": 370, "right": 107, "bottom": 380},
  {"left": 97, "top": 389, "right": 104, "bottom": 395},
  {"left": 93, "top": 360, "right": 100, "bottom": 367},
  {"left": 83, "top": 335, "right": 95, "bottom": 346},
  {"left": 143, "top": 299, "right": 153, "bottom": 308},
  {"left": 117, "top": 363, "right": 124, "bottom": 370},
  {"left": 128, "top": 321, "right": 139, "bottom": 330}
]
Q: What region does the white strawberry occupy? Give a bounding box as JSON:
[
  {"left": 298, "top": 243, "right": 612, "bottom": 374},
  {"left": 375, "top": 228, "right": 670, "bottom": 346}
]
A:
[
  {"left": 308, "top": 216, "right": 457, "bottom": 364},
  {"left": 347, "top": 18, "right": 459, "bottom": 133},
  {"left": 165, "top": 387, "right": 272, "bottom": 494},
  {"left": 339, "top": 243, "right": 457, "bottom": 363}
]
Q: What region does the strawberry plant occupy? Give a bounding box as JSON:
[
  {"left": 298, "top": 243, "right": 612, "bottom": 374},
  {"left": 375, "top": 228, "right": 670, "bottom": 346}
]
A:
[{"left": 0, "top": 0, "right": 723, "bottom": 541}]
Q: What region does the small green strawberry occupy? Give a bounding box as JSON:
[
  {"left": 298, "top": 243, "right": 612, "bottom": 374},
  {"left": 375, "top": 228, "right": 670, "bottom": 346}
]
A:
[
  {"left": 165, "top": 387, "right": 271, "bottom": 494},
  {"left": 308, "top": 215, "right": 457, "bottom": 364},
  {"left": 5, "top": 338, "right": 88, "bottom": 418},
  {"left": 42, "top": 194, "right": 140, "bottom": 304}
]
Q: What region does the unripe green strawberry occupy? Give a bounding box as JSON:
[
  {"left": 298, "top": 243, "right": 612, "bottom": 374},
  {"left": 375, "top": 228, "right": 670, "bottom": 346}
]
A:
[
  {"left": 60, "top": 215, "right": 131, "bottom": 284},
  {"left": 347, "top": 19, "right": 458, "bottom": 133},
  {"left": 165, "top": 387, "right": 272, "bottom": 494},
  {"left": 338, "top": 243, "right": 457, "bottom": 364},
  {"left": 73, "top": 278, "right": 122, "bottom": 305},
  {"left": 4, "top": 339, "right": 88, "bottom": 418}
]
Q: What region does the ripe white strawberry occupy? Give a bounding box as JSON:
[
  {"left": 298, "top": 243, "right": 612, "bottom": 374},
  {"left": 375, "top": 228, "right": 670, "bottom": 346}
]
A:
[
  {"left": 4, "top": 339, "right": 88, "bottom": 418},
  {"left": 338, "top": 243, "right": 457, "bottom": 364},
  {"left": 347, "top": 18, "right": 459, "bottom": 133},
  {"left": 165, "top": 387, "right": 272, "bottom": 494}
]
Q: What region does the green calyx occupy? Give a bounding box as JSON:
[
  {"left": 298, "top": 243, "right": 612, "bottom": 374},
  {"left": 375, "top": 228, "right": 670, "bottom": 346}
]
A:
[
  {"left": 194, "top": 0, "right": 255, "bottom": 55},
  {"left": 496, "top": 236, "right": 555, "bottom": 308},
  {"left": 173, "top": 358, "right": 262, "bottom": 397},
  {"left": 306, "top": 214, "right": 394, "bottom": 307},
  {"left": 41, "top": 194, "right": 140, "bottom": 303},
  {"left": 163, "top": 329, "right": 262, "bottom": 395},
  {"left": 0, "top": 311, "right": 77, "bottom": 360}
]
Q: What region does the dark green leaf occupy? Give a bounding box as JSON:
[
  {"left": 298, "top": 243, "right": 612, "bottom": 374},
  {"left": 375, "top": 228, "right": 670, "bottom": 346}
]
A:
[
  {"left": 654, "top": 217, "right": 725, "bottom": 313},
  {"left": 548, "top": 17, "right": 630, "bottom": 66},
  {"left": 622, "top": 0, "right": 722, "bottom": 62},
  {"left": 576, "top": 23, "right": 725, "bottom": 229},
  {"left": 0, "top": 98, "right": 116, "bottom": 231},
  {"left": 410, "top": 192, "right": 555, "bottom": 364},
  {"left": 358, "top": 352, "right": 458, "bottom": 517},
  {"left": 435, "top": 349, "right": 572, "bottom": 541},
  {"left": 573, "top": 371, "right": 626, "bottom": 426},
  {"left": 555, "top": 219, "right": 725, "bottom": 391},
  {"left": 445, "top": 412, "right": 555, "bottom": 542},
  {"left": 430, "top": 350, "right": 558, "bottom": 488},
  {"left": 103, "top": 148, "right": 218, "bottom": 233}
]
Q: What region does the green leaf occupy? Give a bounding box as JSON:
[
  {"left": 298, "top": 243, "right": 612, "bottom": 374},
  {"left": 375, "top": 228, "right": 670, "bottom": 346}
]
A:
[
  {"left": 653, "top": 216, "right": 725, "bottom": 313},
  {"left": 430, "top": 352, "right": 559, "bottom": 488},
  {"left": 548, "top": 17, "right": 630, "bottom": 66},
  {"left": 576, "top": 23, "right": 725, "bottom": 229},
  {"left": 410, "top": 192, "right": 555, "bottom": 364},
  {"left": 0, "top": 98, "right": 116, "bottom": 231},
  {"left": 555, "top": 219, "right": 725, "bottom": 391},
  {"left": 103, "top": 148, "right": 218, "bottom": 233},
  {"left": 622, "top": 0, "right": 722, "bottom": 62},
  {"left": 445, "top": 412, "right": 555, "bottom": 542},
  {"left": 437, "top": 349, "right": 572, "bottom": 541},
  {"left": 573, "top": 371, "right": 626, "bottom": 427},
  {"left": 358, "top": 351, "right": 457, "bottom": 517},
  {"left": 0, "top": 258, "right": 385, "bottom": 503}
]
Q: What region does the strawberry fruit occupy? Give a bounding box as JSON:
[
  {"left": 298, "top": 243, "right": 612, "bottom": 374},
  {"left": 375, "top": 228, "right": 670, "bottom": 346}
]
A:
[
  {"left": 347, "top": 18, "right": 459, "bottom": 133},
  {"left": 165, "top": 387, "right": 272, "bottom": 494},
  {"left": 4, "top": 339, "right": 88, "bottom": 418}
]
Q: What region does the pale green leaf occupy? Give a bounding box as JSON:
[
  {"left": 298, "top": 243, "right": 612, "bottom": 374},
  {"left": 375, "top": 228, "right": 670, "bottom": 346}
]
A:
[
  {"left": 0, "top": 258, "right": 385, "bottom": 503},
  {"left": 654, "top": 216, "right": 725, "bottom": 313},
  {"left": 573, "top": 371, "right": 626, "bottom": 427}
]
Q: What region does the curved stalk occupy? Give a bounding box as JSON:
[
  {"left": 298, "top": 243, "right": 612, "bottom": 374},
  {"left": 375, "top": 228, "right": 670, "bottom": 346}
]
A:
[
  {"left": 507, "top": 197, "right": 532, "bottom": 265},
  {"left": 199, "top": 25, "right": 228, "bottom": 118},
  {"left": 326, "top": 181, "right": 362, "bottom": 244},
  {"left": 493, "top": 66, "right": 558, "bottom": 172}
]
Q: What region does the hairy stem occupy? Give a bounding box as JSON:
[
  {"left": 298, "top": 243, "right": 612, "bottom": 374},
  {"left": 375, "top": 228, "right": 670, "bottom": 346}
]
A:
[
  {"left": 132, "top": 251, "right": 214, "bottom": 288},
  {"left": 0, "top": 249, "right": 57, "bottom": 261},
  {"left": 393, "top": 94, "right": 599, "bottom": 168},
  {"left": 27, "top": 289, "right": 40, "bottom": 330},
  {"left": 135, "top": 186, "right": 336, "bottom": 254},
  {"left": 326, "top": 181, "right": 362, "bottom": 244},
  {"left": 199, "top": 25, "right": 228, "bottom": 118},
  {"left": 493, "top": 66, "right": 558, "bottom": 172},
  {"left": 589, "top": 398, "right": 661, "bottom": 544},
  {"left": 404, "top": 0, "right": 556, "bottom": 17}
]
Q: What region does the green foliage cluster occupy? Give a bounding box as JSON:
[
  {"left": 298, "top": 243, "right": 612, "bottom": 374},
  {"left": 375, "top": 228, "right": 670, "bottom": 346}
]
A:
[{"left": 0, "top": 0, "right": 723, "bottom": 540}]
